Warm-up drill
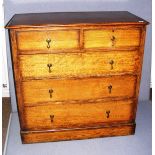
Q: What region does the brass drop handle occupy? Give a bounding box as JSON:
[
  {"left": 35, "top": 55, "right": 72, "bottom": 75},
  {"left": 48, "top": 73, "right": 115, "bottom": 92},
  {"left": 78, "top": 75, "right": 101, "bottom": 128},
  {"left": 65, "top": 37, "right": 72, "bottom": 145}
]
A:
[
  {"left": 49, "top": 89, "right": 53, "bottom": 98},
  {"left": 109, "top": 60, "right": 114, "bottom": 70},
  {"left": 46, "top": 38, "right": 51, "bottom": 49},
  {"left": 111, "top": 36, "right": 116, "bottom": 46},
  {"left": 106, "top": 110, "right": 110, "bottom": 118},
  {"left": 47, "top": 63, "right": 52, "bottom": 73},
  {"left": 108, "top": 85, "right": 112, "bottom": 94},
  {"left": 111, "top": 36, "right": 115, "bottom": 41},
  {"left": 50, "top": 115, "right": 54, "bottom": 123}
]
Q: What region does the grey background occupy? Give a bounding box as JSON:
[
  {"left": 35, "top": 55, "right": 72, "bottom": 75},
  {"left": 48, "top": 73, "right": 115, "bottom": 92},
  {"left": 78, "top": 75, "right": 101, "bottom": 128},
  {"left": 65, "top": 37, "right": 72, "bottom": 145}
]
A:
[{"left": 4, "top": 0, "right": 152, "bottom": 112}]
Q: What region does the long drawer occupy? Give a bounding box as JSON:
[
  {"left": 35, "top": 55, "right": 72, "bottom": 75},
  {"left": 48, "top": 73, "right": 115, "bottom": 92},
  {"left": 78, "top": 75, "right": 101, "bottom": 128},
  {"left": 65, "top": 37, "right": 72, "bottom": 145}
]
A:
[
  {"left": 19, "top": 51, "right": 139, "bottom": 79},
  {"left": 22, "top": 75, "right": 136, "bottom": 106},
  {"left": 16, "top": 30, "right": 80, "bottom": 52},
  {"left": 23, "top": 99, "right": 135, "bottom": 130},
  {"left": 84, "top": 28, "right": 141, "bottom": 49}
]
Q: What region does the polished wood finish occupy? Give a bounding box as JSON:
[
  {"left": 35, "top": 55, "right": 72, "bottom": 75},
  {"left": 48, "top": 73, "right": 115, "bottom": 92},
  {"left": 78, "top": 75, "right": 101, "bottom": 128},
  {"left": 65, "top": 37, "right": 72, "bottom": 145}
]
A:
[
  {"left": 21, "top": 123, "right": 135, "bottom": 143},
  {"left": 22, "top": 75, "right": 136, "bottom": 105},
  {"left": 19, "top": 51, "right": 139, "bottom": 79},
  {"left": 6, "top": 12, "right": 148, "bottom": 143},
  {"left": 17, "top": 30, "right": 79, "bottom": 51},
  {"left": 84, "top": 28, "right": 141, "bottom": 49},
  {"left": 5, "top": 11, "right": 148, "bottom": 28},
  {"left": 23, "top": 99, "right": 134, "bottom": 130}
]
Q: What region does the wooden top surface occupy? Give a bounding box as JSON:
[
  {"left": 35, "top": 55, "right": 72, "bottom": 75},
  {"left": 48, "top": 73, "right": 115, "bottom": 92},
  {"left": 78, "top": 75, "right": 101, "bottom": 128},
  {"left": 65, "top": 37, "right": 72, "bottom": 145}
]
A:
[{"left": 5, "top": 11, "right": 148, "bottom": 29}]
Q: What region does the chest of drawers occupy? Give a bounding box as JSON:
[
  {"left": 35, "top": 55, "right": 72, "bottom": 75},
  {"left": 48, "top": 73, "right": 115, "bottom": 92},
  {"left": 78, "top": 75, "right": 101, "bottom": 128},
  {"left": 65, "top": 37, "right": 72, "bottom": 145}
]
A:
[{"left": 6, "top": 11, "right": 148, "bottom": 143}]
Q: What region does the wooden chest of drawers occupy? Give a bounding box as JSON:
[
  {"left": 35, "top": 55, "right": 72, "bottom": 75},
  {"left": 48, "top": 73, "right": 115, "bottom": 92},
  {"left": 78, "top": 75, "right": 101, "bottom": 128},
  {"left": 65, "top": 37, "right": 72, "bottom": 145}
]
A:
[{"left": 6, "top": 11, "right": 148, "bottom": 143}]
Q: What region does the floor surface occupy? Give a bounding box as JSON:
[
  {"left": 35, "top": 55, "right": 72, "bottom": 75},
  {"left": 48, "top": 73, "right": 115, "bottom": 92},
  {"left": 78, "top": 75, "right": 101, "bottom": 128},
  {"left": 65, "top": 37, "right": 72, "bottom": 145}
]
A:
[
  {"left": 4, "top": 101, "right": 152, "bottom": 155},
  {"left": 2, "top": 97, "right": 11, "bottom": 152}
]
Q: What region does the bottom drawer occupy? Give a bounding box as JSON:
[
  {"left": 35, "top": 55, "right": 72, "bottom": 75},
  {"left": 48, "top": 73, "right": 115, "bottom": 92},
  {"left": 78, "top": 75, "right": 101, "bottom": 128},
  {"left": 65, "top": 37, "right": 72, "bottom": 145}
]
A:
[
  {"left": 23, "top": 99, "right": 135, "bottom": 130},
  {"left": 21, "top": 123, "right": 135, "bottom": 143}
]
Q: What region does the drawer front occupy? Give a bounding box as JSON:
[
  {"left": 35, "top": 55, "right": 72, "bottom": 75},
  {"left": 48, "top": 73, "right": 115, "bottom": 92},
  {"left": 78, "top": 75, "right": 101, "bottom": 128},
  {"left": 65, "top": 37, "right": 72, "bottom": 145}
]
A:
[
  {"left": 23, "top": 100, "right": 134, "bottom": 130},
  {"left": 22, "top": 75, "right": 136, "bottom": 106},
  {"left": 17, "top": 30, "right": 79, "bottom": 51},
  {"left": 84, "top": 29, "right": 141, "bottom": 49},
  {"left": 20, "top": 51, "right": 139, "bottom": 79}
]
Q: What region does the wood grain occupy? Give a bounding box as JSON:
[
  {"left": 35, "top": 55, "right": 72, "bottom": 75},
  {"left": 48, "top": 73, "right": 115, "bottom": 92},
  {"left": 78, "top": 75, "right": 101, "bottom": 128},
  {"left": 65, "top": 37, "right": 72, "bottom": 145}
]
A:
[
  {"left": 22, "top": 75, "right": 136, "bottom": 105},
  {"left": 9, "top": 30, "right": 25, "bottom": 129},
  {"left": 17, "top": 30, "right": 79, "bottom": 51},
  {"left": 23, "top": 99, "right": 134, "bottom": 130},
  {"left": 21, "top": 123, "right": 135, "bottom": 143},
  {"left": 5, "top": 11, "right": 148, "bottom": 29},
  {"left": 133, "top": 26, "right": 147, "bottom": 119},
  {"left": 6, "top": 12, "right": 148, "bottom": 143},
  {"left": 84, "top": 28, "right": 141, "bottom": 49},
  {"left": 19, "top": 51, "right": 140, "bottom": 79}
]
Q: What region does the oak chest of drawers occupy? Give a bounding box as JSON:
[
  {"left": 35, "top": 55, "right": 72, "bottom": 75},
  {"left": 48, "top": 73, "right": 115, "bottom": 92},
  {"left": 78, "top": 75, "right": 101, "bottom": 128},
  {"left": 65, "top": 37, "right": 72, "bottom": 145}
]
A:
[{"left": 6, "top": 11, "right": 148, "bottom": 143}]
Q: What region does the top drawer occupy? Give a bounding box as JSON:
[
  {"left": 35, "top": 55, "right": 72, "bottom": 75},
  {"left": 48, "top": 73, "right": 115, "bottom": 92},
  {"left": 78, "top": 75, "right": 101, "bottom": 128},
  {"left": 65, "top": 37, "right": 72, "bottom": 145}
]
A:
[
  {"left": 16, "top": 30, "right": 80, "bottom": 52},
  {"left": 84, "top": 28, "right": 141, "bottom": 49}
]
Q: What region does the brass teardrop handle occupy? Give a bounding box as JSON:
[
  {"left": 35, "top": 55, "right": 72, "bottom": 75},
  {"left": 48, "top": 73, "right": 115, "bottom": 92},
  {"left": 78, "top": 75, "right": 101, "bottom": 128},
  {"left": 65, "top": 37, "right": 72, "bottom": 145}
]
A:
[
  {"left": 50, "top": 115, "right": 54, "bottom": 123},
  {"left": 111, "top": 36, "right": 115, "bottom": 41},
  {"left": 108, "top": 85, "right": 112, "bottom": 94},
  {"left": 47, "top": 63, "right": 52, "bottom": 73},
  {"left": 111, "top": 36, "right": 116, "bottom": 46},
  {"left": 49, "top": 89, "right": 53, "bottom": 98},
  {"left": 46, "top": 38, "right": 51, "bottom": 49},
  {"left": 106, "top": 110, "right": 110, "bottom": 118},
  {"left": 109, "top": 60, "right": 114, "bottom": 70}
]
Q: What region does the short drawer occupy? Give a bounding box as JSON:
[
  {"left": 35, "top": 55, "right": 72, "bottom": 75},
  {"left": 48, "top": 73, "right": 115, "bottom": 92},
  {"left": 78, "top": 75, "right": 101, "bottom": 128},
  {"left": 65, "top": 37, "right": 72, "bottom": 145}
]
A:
[
  {"left": 19, "top": 51, "right": 139, "bottom": 79},
  {"left": 23, "top": 99, "right": 135, "bottom": 130},
  {"left": 84, "top": 29, "right": 141, "bottom": 49},
  {"left": 16, "top": 30, "right": 79, "bottom": 52},
  {"left": 22, "top": 75, "right": 136, "bottom": 106}
]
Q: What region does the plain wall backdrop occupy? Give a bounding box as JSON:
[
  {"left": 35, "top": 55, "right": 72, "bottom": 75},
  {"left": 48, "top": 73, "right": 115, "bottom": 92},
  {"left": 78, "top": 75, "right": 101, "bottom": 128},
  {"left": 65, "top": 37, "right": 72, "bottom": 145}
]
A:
[{"left": 4, "top": 0, "right": 152, "bottom": 112}]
